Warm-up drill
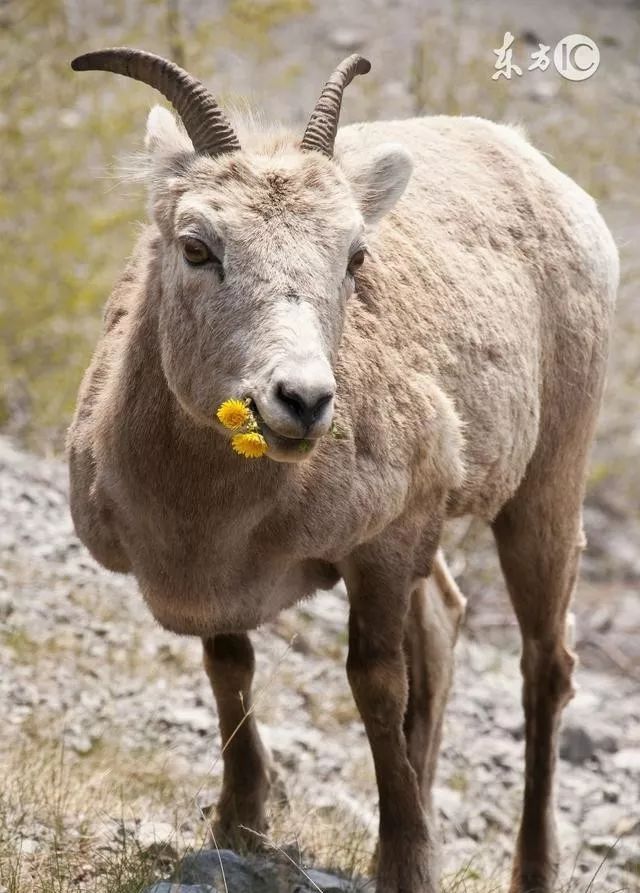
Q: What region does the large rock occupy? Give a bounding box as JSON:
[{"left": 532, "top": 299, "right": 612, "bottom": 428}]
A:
[
  {"left": 173, "top": 850, "right": 272, "bottom": 892},
  {"left": 149, "top": 849, "right": 359, "bottom": 893}
]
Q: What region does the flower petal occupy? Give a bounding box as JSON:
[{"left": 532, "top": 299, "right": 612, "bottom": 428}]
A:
[
  {"left": 216, "top": 399, "right": 250, "bottom": 430},
  {"left": 231, "top": 432, "right": 268, "bottom": 458}
]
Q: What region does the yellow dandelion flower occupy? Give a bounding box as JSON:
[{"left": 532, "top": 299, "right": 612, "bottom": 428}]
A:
[
  {"left": 216, "top": 398, "right": 251, "bottom": 430},
  {"left": 231, "top": 432, "right": 268, "bottom": 459}
]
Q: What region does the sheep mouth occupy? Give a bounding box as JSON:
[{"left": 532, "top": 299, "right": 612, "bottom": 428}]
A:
[
  {"left": 245, "top": 401, "right": 317, "bottom": 461},
  {"left": 235, "top": 397, "right": 320, "bottom": 463},
  {"left": 259, "top": 421, "right": 318, "bottom": 461}
]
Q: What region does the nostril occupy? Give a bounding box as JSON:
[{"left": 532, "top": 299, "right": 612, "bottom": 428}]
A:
[
  {"left": 312, "top": 391, "right": 334, "bottom": 418},
  {"left": 276, "top": 383, "right": 307, "bottom": 419},
  {"left": 275, "top": 383, "right": 335, "bottom": 427}
]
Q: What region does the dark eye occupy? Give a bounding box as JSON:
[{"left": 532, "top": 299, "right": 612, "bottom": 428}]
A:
[
  {"left": 348, "top": 248, "right": 366, "bottom": 276},
  {"left": 182, "top": 237, "right": 214, "bottom": 266}
]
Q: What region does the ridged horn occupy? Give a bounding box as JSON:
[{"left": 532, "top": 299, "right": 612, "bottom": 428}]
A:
[
  {"left": 71, "top": 47, "right": 241, "bottom": 157},
  {"left": 300, "top": 54, "right": 371, "bottom": 158}
]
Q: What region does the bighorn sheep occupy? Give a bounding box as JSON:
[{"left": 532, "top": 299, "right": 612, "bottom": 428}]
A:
[{"left": 68, "top": 48, "right": 618, "bottom": 893}]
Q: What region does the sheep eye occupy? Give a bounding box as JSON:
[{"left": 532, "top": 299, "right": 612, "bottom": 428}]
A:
[
  {"left": 348, "top": 248, "right": 366, "bottom": 275},
  {"left": 182, "top": 238, "right": 213, "bottom": 266}
]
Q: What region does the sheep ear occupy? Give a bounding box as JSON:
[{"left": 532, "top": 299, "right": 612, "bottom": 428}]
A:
[
  {"left": 145, "top": 105, "right": 193, "bottom": 159},
  {"left": 340, "top": 143, "right": 413, "bottom": 225},
  {"left": 143, "top": 106, "right": 193, "bottom": 234}
]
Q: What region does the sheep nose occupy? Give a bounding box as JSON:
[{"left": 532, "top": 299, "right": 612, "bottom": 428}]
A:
[{"left": 275, "top": 381, "right": 335, "bottom": 431}]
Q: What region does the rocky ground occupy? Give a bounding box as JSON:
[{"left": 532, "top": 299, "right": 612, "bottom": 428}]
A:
[{"left": 1, "top": 437, "right": 639, "bottom": 893}]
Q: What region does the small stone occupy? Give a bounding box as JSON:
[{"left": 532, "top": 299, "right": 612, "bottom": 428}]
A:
[
  {"left": 195, "top": 788, "right": 216, "bottom": 818},
  {"left": 462, "top": 814, "right": 487, "bottom": 841},
  {"left": 595, "top": 733, "right": 619, "bottom": 754},
  {"left": 290, "top": 632, "right": 313, "bottom": 655},
  {"left": 613, "top": 748, "right": 640, "bottom": 773},
  {"left": 493, "top": 707, "right": 524, "bottom": 739},
  {"left": 560, "top": 724, "right": 595, "bottom": 765},
  {"left": 481, "top": 802, "right": 510, "bottom": 832},
  {"left": 70, "top": 734, "right": 94, "bottom": 755},
  {"left": 137, "top": 821, "right": 176, "bottom": 850},
  {"left": 556, "top": 816, "right": 581, "bottom": 853},
  {"left": 435, "top": 785, "right": 463, "bottom": 821},
  {"left": 0, "top": 592, "right": 14, "bottom": 620},
  {"left": 588, "top": 835, "right": 617, "bottom": 856},
  {"left": 165, "top": 706, "right": 212, "bottom": 735},
  {"left": 582, "top": 804, "right": 624, "bottom": 836},
  {"left": 616, "top": 815, "right": 640, "bottom": 836}
]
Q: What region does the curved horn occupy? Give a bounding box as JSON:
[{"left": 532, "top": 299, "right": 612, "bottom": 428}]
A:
[
  {"left": 71, "top": 47, "right": 241, "bottom": 157},
  {"left": 300, "top": 55, "right": 371, "bottom": 158}
]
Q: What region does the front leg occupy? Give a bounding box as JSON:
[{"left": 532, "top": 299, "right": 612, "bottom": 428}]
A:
[
  {"left": 202, "top": 633, "right": 273, "bottom": 848},
  {"left": 344, "top": 554, "right": 440, "bottom": 893}
]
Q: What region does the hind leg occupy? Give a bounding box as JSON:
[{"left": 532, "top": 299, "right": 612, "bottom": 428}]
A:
[
  {"left": 493, "top": 463, "right": 587, "bottom": 893},
  {"left": 403, "top": 552, "right": 466, "bottom": 814},
  {"left": 368, "top": 552, "right": 466, "bottom": 878}
]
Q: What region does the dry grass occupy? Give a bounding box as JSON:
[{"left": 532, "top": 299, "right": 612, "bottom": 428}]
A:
[
  {"left": 0, "top": 729, "right": 235, "bottom": 893},
  {"left": 0, "top": 737, "right": 374, "bottom": 892}
]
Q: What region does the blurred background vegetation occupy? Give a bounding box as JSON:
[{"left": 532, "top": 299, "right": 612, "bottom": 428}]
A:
[{"left": 1, "top": 0, "right": 638, "bottom": 521}]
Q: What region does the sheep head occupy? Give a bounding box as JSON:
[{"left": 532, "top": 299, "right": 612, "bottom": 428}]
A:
[{"left": 72, "top": 48, "right": 413, "bottom": 462}]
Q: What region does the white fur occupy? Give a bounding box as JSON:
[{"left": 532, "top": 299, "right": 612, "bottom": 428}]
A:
[{"left": 145, "top": 105, "right": 193, "bottom": 156}]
